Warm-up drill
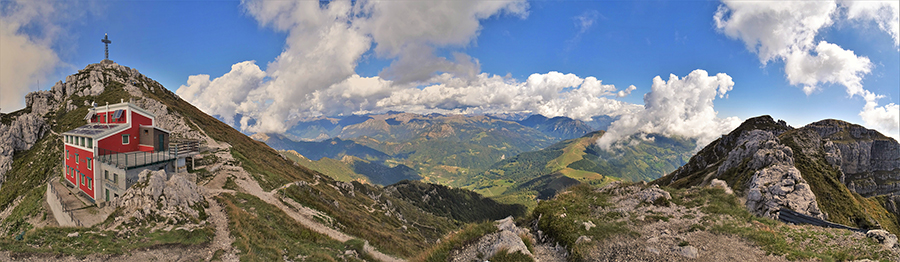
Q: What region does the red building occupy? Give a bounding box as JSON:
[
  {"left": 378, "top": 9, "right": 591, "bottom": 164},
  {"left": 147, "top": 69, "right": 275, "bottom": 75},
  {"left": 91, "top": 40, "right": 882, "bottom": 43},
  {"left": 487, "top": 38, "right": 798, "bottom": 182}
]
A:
[{"left": 62, "top": 101, "right": 195, "bottom": 204}]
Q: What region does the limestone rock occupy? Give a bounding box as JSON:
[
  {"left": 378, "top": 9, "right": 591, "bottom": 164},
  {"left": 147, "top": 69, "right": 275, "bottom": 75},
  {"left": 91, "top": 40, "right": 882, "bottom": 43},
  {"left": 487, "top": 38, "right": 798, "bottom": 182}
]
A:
[
  {"left": 636, "top": 184, "right": 671, "bottom": 204},
  {"left": 673, "top": 245, "right": 699, "bottom": 259},
  {"left": 710, "top": 179, "right": 733, "bottom": 195},
  {"left": 866, "top": 229, "right": 898, "bottom": 249},
  {"left": 575, "top": 235, "right": 592, "bottom": 244},
  {"left": 451, "top": 216, "right": 534, "bottom": 261},
  {"left": 0, "top": 112, "right": 48, "bottom": 188},
  {"left": 746, "top": 164, "right": 824, "bottom": 220},
  {"left": 110, "top": 170, "right": 205, "bottom": 228}
]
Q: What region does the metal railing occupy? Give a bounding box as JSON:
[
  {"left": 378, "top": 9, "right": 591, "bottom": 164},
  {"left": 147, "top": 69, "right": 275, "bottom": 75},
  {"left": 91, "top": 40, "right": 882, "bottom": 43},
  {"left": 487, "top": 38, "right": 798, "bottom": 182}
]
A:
[
  {"left": 48, "top": 181, "right": 83, "bottom": 227},
  {"left": 171, "top": 139, "right": 200, "bottom": 157},
  {"left": 96, "top": 140, "right": 200, "bottom": 169},
  {"left": 98, "top": 148, "right": 175, "bottom": 169}
]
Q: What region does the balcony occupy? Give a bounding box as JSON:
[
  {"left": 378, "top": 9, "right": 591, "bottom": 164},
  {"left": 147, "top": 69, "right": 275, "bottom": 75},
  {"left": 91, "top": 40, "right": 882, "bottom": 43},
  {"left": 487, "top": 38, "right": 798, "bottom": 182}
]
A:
[{"left": 97, "top": 140, "right": 200, "bottom": 170}]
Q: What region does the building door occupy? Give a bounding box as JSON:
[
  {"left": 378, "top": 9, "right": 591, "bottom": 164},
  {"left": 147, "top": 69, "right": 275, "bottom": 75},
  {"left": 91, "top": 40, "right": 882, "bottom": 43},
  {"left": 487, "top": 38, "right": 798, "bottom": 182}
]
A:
[{"left": 158, "top": 134, "right": 165, "bottom": 151}]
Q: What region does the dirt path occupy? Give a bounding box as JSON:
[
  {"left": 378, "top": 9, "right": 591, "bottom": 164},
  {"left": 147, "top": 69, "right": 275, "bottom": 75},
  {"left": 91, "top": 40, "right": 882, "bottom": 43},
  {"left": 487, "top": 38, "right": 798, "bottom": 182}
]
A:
[{"left": 225, "top": 165, "right": 403, "bottom": 262}]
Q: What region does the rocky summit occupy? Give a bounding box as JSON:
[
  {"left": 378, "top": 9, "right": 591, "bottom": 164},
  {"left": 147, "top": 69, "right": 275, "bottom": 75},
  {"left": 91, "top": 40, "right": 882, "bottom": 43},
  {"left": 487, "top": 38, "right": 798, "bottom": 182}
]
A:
[{"left": 658, "top": 115, "right": 900, "bottom": 234}]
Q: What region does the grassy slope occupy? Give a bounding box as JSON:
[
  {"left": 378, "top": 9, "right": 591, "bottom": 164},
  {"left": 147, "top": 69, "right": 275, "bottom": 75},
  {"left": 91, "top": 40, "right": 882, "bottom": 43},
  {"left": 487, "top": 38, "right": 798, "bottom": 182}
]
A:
[
  {"left": 137, "top": 78, "right": 312, "bottom": 191},
  {"left": 281, "top": 182, "right": 457, "bottom": 258},
  {"left": 280, "top": 150, "right": 368, "bottom": 183},
  {"left": 533, "top": 183, "right": 896, "bottom": 261},
  {"left": 217, "top": 192, "right": 356, "bottom": 261},
  {"left": 780, "top": 129, "right": 900, "bottom": 234}
]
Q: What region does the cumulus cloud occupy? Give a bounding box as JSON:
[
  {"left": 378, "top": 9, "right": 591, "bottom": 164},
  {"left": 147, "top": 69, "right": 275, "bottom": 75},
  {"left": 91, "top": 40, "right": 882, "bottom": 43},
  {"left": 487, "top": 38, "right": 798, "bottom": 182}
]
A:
[
  {"left": 597, "top": 70, "right": 741, "bottom": 151},
  {"left": 175, "top": 61, "right": 265, "bottom": 126},
  {"left": 859, "top": 96, "right": 900, "bottom": 140},
  {"left": 784, "top": 41, "right": 872, "bottom": 96},
  {"left": 0, "top": 0, "right": 62, "bottom": 112},
  {"left": 358, "top": 0, "right": 527, "bottom": 84},
  {"left": 370, "top": 72, "right": 640, "bottom": 120},
  {"left": 179, "top": 0, "right": 649, "bottom": 135},
  {"left": 715, "top": 0, "right": 899, "bottom": 140},
  {"left": 844, "top": 0, "right": 900, "bottom": 47}
]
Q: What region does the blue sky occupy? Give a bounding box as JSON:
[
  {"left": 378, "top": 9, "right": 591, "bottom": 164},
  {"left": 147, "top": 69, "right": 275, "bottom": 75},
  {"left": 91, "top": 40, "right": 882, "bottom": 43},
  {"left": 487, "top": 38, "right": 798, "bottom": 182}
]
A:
[{"left": 2, "top": 0, "right": 898, "bottom": 142}]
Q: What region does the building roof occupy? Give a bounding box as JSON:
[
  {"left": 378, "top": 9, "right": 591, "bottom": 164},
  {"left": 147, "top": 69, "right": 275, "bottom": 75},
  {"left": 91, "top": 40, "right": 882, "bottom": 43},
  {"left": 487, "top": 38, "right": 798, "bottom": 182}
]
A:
[
  {"left": 140, "top": 125, "right": 171, "bottom": 134},
  {"left": 62, "top": 124, "right": 128, "bottom": 138}
]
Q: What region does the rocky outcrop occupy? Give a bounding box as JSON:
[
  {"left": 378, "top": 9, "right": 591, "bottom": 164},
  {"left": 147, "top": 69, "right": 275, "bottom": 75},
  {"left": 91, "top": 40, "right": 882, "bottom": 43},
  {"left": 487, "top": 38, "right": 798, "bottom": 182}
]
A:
[
  {"left": 866, "top": 229, "right": 899, "bottom": 250},
  {"left": 746, "top": 164, "right": 824, "bottom": 220},
  {"left": 109, "top": 170, "right": 205, "bottom": 227},
  {"left": 451, "top": 217, "right": 534, "bottom": 261},
  {"left": 0, "top": 112, "right": 48, "bottom": 188},
  {"left": 806, "top": 120, "right": 900, "bottom": 197},
  {"left": 718, "top": 129, "right": 824, "bottom": 220}
]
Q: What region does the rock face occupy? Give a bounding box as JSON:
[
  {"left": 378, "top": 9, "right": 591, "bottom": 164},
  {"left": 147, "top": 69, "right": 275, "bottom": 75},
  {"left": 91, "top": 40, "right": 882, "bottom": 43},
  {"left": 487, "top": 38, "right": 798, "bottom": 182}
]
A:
[
  {"left": 110, "top": 170, "right": 205, "bottom": 226},
  {"left": 719, "top": 129, "right": 824, "bottom": 220},
  {"left": 451, "top": 217, "right": 534, "bottom": 261},
  {"left": 806, "top": 120, "right": 900, "bottom": 197},
  {"left": 0, "top": 112, "right": 48, "bottom": 188}
]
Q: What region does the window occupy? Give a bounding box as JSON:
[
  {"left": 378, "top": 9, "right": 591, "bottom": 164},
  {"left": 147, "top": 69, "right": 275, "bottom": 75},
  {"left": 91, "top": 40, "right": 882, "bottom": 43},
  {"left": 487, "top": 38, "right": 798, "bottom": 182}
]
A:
[
  {"left": 87, "top": 138, "right": 93, "bottom": 148},
  {"left": 105, "top": 170, "right": 109, "bottom": 180},
  {"left": 88, "top": 177, "right": 92, "bottom": 189},
  {"left": 76, "top": 153, "right": 79, "bottom": 164},
  {"left": 66, "top": 150, "right": 69, "bottom": 159},
  {"left": 114, "top": 173, "right": 118, "bottom": 184},
  {"left": 87, "top": 158, "right": 92, "bottom": 170},
  {"left": 122, "top": 134, "right": 130, "bottom": 144}
]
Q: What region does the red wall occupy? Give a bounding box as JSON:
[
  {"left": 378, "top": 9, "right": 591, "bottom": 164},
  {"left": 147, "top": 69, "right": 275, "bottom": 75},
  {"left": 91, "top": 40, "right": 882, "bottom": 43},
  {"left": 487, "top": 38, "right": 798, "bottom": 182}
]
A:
[
  {"left": 89, "top": 110, "right": 128, "bottom": 124},
  {"left": 97, "top": 110, "right": 152, "bottom": 154},
  {"left": 64, "top": 144, "right": 95, "bottom": 199}
]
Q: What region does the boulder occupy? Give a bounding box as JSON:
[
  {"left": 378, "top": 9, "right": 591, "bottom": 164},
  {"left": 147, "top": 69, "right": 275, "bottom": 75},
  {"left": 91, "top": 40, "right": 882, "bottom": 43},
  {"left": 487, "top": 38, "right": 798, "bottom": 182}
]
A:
[
  {"left": 710, "top": 179, "right": 733, "bottom": 195},
  {"left": 866, "top": 229, "right": 898, "bottom": 249},
  {"left": 636, "top": 185, "right": 671, "bottom": 204}
]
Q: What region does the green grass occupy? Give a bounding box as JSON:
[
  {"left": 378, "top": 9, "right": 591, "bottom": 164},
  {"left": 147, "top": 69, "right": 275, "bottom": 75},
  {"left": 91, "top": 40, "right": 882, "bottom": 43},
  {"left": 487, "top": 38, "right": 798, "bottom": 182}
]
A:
[
  {"left": 217, "top": 192, "right": 351, "bottom": 262},
  {"left": 0, "top": 185, "right": 47, "bottom": 236},
  {"left": 530, "top": 184, "right": 634, "bottom": 260},
  {"left": 281, "top": 182, "right": 457, "bottom": 258},
  {"left": 780, "top": 129, "right": 899, "bottom": 234},
  {"left": 488, "top": 248, "right": 534, "bottom": 262},
  {"left": 413, "top": 221, "right": 498, "bottom": 262},
  {"left": 0, "top": 226, "right": 214, "bottom": 256},
  {"left": 0, "top": 134, "right": 60, "bottom": 221},
  {"left": 669, "top": 186, "right": 895, "bottom": 261}
]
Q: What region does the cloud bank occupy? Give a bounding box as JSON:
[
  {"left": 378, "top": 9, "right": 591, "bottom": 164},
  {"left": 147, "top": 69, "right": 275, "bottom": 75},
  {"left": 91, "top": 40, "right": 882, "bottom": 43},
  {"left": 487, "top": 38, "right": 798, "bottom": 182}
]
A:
[
  {"left": 715, "top": 0, "right": 899, "bottom": 140},
  {"left": 597, "top": 70, "right": 741, "bottom": 151},
  {"left": 177, "top": 0, "right": 646, "bottom": 134},
  {"left": 0, "top": 0, "right": 62, "bottom": 112}
]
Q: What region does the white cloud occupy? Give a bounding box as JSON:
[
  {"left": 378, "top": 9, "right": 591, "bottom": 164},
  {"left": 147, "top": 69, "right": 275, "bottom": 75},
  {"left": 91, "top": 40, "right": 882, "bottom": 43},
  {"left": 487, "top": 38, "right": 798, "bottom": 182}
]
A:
[
  {"left": 784, "top": 41, "right": 871, "bottom": 96},
  {"left": 715, "top": 0, "right": 899, "bottom": 141},
  {"left": 0, "top": 0, "right": 62, "bottom": 112},
  {"left": 860, "top": 92, "right": 900, "bottom": 141},
  {"left": 714, "top": 1, "right": 836, "bottom": 64},
  {"left": 179, "top": 0, "right": 581, "bottom": 134},
  {"left": 371, "top": 72, "right": 640, "bottom": 121},
  {"left": 358, "top": 0, "right": 527, "bottom": 84},
  {"left": 597, "top": 69, "right": 741, "bottom": 151},
  {"left": 175, "top": 61, "right": 265, "bottom": 126},
  {"left": 844, "top": 0, "right": 900, "bottom": 47}
]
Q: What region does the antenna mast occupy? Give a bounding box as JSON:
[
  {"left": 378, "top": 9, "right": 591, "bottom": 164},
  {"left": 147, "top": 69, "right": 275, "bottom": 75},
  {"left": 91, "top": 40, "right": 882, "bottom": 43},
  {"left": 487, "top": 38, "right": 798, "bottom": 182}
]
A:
[{"left": 101, "top": 33, "right": 112, "bottom": 61}]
